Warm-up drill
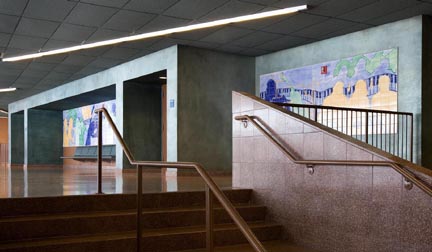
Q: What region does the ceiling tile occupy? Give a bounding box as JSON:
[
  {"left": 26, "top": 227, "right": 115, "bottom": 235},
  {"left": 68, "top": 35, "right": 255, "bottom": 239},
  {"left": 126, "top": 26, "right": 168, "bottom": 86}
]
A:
[
  {"left": 241, "top": 0, "right": 279, "bottom": 4},
  {"left": 124, "top": 0, "right": 179, "bottom": 14},
  {"left": 0, "top": 32, "right": 10, "bottom": 47},
  {"left": 15, "top": 75, "right": 43, "bottom": 85},
  {"left": 76, "top": 46, "right": 111, "bottom": 56},
  {"left": 317, "top": 23, "right": 372, "bottom": 40},
  {"left": 261, "top": 13, "right": 329, "bottom": 35},
  {"left": 231, "top": 31, "right": 284, "bottom": 47},
  {"left": 0, "top": 14, "right": 20, "bottom": 33},
  {"left": 367, "top": 2, "right": 430, "bottom": 26},
  {"left": 33, "top": 54, "right": 68, "bottom": 64},
  {"left": 200, "top": 26, "right": 254, "bottom": 44},
  {"left": 15, "top": 18, "right": 60, "bottom": 38},
  {"left": 233, "top": 7, "right": 292, "bottom": 30},
  {"left": 65, "top": 3, "right": 117, "bottom": 27},
  {"left": 138, "top": 15, "right": 191, "bottom": 33},
  {"left": 24, "top": 0, "right": 77, "bottom": 22},
  {"left": 102, "top": 46, "right": 141, "bottom": 60},
  {"left": 103, "top": 10, "right": 155, "bottom": 32},
  {"left": 199, "top": 0, "right": 264, "bottom": 21},
  {"left": 43, "top": 71, "right": 73, "bottom": 81},
  {"left": 147, "top": 38, "right": 181, "bottom": 51},
  {"left": 51, "top": 23, "right": 97, "bottom": 43},
  {"left": 306, "top": 0, "right": 377, "bottom": 17},
  {"left": 62, "top": 54, "right": 96, "bottom": 66},
  {"left": 80, "top": 0, "right": 130, "bottom": 8},
  {"left": 87, "top": 28, "right": 129, "bottom": 43},
  {"left": 76, "top": 66, "right": 105, "bottom": 76},
  {"left": 338, "top": 0, "right": 417, "bottom": 23},
  {"left": 120, "top": 37, "right": 161, "bottom": 49},
  {"left": 20, "top": 69, "right": 49, "bottom": 78},
  {"left": 0, "top": 0, "right": 27, "bottom": 16},
  {"left": 164, "top": 0, "right": 229, "bottom": 19},
  {"left": 53, "top": 64, "right": 83, "bottom": 73},
  {"left": 240, "top": 47, "right": 270, "bottom": 56},
  {"left": 255, "top": 35, "right": 311, "bottom": 51},
  {"left": 271, "top": 0, "right": 328, "bottom": 8},
  {"left": 42, "top": 39, "right": 76, "bottom": 51},
  {"left": 290, "top": 18, "right": 357, "bottom": 39},
  {"left": 88, "top": 57, "right": 121, "bottom": 68},
  {"left": 26, "top": 62, "right": 57, "bottom": 71},
  {"left": 8, "top": 35, "right": 47, "bottom": 50}
]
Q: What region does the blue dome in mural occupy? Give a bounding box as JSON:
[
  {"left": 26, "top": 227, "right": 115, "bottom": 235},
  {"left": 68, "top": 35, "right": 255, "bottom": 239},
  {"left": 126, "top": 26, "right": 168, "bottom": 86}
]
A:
[{"left": 265, "top": 79, "right": 277, "bottom": 101}]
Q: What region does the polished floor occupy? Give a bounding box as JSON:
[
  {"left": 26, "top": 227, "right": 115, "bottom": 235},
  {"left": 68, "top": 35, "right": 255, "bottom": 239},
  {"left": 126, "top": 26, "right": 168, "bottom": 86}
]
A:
[{"left": 0, "top": 163, "right": 231, "bottom": 198}]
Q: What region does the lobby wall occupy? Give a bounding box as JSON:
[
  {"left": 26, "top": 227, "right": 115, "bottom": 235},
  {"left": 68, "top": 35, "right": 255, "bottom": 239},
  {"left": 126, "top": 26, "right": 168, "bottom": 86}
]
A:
[
  {"left": 255, "top": 16, "right": 423, "bottom": 165},
  {"left": 177, "top": 46, "right": 255, "bottom": 174}
]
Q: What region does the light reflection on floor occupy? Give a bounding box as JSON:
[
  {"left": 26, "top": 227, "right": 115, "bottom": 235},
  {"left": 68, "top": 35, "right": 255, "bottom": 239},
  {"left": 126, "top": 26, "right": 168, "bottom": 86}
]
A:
[{"left": 0, "top": 163, "right": 232, "bottom": 198}]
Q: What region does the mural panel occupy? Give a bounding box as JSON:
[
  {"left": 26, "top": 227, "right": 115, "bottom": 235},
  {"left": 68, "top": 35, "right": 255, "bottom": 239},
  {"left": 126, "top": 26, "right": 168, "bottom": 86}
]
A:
[
  {"left": 259, "top": 48, "right": 398, "bottom": 111},
  {"left": 63, "top": 100, "right": 116, "bottom": 147}
]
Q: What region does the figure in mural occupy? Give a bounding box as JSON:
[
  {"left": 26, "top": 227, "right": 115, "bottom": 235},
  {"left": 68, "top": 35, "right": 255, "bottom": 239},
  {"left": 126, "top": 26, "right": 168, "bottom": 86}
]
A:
[
  {"left": 323, "top": 82, "right": 345, "bottom": 106},
  {"left": 371, "top": 76, "right": 397, "bottom": 111},
  {"left": 348, "top": 80, "right": 370, "bottom": 108}
]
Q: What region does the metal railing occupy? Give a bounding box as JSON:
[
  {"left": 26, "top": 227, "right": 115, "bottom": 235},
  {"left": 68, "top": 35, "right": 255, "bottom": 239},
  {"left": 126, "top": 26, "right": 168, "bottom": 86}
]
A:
[
  {"left": 94, "top": 108, "right": 267, "bottom": 252},
  {"left": 273, "top": 102, "right": 414, "bottom": 162},
  {"left": 235, "top": 115, "right": 432, "bottom": 198}
]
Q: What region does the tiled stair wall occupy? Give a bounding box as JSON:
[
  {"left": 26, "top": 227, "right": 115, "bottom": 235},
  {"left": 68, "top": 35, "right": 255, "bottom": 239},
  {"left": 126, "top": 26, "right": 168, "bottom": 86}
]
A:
[{"left": 232, "top": 91, "right": 432, "bottom": 252}]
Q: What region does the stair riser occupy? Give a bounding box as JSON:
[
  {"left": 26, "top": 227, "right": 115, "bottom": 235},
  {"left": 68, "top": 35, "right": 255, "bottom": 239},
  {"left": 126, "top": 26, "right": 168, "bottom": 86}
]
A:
[
  {"left": 0, "top": 207, "right": 266, "bottom": 242},
  {"left": 0, "top": 225, "right": 282, "bottom": 252},
  {"left": 0, "top": 190, "right": 252, "bottom": 217}
]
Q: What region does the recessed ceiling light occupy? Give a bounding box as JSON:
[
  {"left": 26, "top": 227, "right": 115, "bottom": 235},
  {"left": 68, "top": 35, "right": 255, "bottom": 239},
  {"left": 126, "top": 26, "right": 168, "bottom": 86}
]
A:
[
  {"left": 2, "top": 5, "right": 307, "bottom": 62},
  {"left": 0, "top": 87, "right": 17, "bottom": 93},
  {"left": 159, "top": 76, "right": 167, "bottom": 80}
]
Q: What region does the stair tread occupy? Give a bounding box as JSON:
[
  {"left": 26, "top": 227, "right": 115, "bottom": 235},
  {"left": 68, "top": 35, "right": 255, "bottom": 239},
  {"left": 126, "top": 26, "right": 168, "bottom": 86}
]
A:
[
  {"left": 0, "top": 221, "right": 280, "bottom": 249},
  {"left": 177, "top": 241, "right": 315, "bottom": 252},
  {"left": 0, "top": 203, "right": 264, "bottom": 222}
]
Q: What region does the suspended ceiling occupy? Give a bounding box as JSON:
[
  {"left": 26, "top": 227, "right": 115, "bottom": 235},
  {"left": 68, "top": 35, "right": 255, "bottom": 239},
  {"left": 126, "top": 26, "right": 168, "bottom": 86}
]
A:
[{"left": 1, "top": 0, "right": 432, "bottom": 109}]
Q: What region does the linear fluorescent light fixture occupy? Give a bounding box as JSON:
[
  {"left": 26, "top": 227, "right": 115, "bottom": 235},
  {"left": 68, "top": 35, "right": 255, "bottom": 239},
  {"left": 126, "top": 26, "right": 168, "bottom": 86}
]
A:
[
  {"left": 0, "top": 87, "right": 17, "bottom": 93},
  {"left": 0, "top": 109, "right": 8, "bottom": 114},
  {"left": 2, "top": 5, "right": 307, "bottom": 62}
]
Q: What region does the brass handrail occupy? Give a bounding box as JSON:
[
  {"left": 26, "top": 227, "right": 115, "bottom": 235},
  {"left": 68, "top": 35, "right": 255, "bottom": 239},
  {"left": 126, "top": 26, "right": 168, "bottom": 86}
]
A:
[
  {"left": 94, "top": 108, "right": 267, "bottom": 252},
  {"left": 235, "top": 115, "right": 432, "bottom": 198}
]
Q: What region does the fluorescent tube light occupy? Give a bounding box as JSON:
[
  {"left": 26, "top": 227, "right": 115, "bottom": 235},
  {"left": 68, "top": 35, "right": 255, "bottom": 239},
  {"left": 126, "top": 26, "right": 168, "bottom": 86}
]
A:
[
  {"left": 2, "top": 5, "right": 307, "bottom": 62},
  {"left": 159, "top": 76, "right": 167, "bottom": 80},
  {"left": 0, "top": 87, "right": 16, "bottom": 92},
  {"left": 0, "top": 108, "right": 8, "bottom": 114}
]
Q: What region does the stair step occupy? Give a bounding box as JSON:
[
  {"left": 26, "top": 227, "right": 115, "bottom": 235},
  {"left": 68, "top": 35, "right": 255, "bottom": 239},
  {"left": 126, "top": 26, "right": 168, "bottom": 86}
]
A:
[
  {"left": 178, "top": 240, "right": 315, "bottom": 252},
  {"left": 0, "top": 189, "right": 252, "bottom": 217},
  {"left": 0, "top": 222, "right": 282, "bottom": 252},
  {"left": 0, "top": 205, "right": 267, "bottom": 242}
]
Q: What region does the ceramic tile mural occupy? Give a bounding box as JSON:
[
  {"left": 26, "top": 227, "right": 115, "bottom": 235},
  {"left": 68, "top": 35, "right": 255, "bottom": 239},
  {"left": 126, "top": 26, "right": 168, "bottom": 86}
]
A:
[
  {"left": 259, "top": 48, "right": 398, "bottom": 111},
  {"left": 63, "top": 100, "right": 116, "bottom": 147}
]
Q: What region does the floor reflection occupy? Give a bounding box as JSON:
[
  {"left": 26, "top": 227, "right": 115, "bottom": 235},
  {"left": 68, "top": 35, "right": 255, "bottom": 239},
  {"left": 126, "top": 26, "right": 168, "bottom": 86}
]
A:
[{"left": 0, "top": 164, "right": 232, "bottom": 198}]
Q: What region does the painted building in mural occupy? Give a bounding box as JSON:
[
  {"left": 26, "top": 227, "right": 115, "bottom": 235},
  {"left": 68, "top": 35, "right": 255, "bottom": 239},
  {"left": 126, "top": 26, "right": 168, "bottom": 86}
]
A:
[
  {"left": 63, "top": 100, "right": 116, "bottom": 147},
  {"left": 259, "top": 48, "right": 398, "bottom": 111}
]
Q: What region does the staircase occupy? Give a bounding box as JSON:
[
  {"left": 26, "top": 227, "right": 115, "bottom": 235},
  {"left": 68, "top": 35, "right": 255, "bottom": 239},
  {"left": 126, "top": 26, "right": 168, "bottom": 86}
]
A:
[{"left": 0, "top": 189, "right": 309, "bottom": 252}]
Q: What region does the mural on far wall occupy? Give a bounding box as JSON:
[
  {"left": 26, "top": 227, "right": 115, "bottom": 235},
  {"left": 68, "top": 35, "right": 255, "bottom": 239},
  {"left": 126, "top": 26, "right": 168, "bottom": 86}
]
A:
[
  {"left": 63, "top": 100, "right": 116, "bottom": 147},
  {"left": 259, "top": 48, "right": 398, "bottom": 111}
]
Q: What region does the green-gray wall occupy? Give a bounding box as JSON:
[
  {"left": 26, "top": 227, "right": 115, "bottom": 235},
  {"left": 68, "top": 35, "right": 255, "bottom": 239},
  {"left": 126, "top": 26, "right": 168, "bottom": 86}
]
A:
[
  {"left": 10, "top": 112, "right": 24, "bottom": 164},
  {"left": 177, "top": 46, "right": 255, "bottom": 173},
  {"left": 256, "top": 16, "right": 423, "bottom": 165},
  {"left": 27, "top": 109, "right": 63, "bottom": 165},
  {"left": 422, "top": 16, "right": 432, "bottom": 168},
  {"left": 123, "top": 82, "right": 162, "bottom": 168}
]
